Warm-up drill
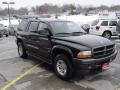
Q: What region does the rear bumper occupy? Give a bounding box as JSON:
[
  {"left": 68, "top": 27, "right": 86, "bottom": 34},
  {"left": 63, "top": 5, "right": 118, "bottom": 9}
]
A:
[{"left": 72, "top": 50, "right": 117, "bottom": 75}]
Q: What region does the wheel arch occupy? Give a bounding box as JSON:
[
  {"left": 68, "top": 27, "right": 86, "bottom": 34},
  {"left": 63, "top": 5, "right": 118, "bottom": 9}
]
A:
[
  {"left": 102, "top": 30, "right": 112, "bottom": 36},
  {"left": 17, "top": 38, "right": 23, "bottom": 44},
  {"left": 51, "top": 45, "right": 73, "bottom": 63}
]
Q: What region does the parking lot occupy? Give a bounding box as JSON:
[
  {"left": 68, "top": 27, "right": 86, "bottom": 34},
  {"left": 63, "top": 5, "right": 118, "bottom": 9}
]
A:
[{"left": 0, "top": 36, "right": 120, "bottom": 90}]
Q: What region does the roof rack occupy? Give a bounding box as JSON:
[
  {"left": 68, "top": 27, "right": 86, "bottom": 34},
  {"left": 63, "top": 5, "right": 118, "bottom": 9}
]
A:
[
  {"left": 13, "top": 15, "right": 40, "bottom": 20},
  {"left": 98, "top": 18, "right": 117, "bottom": 20}
]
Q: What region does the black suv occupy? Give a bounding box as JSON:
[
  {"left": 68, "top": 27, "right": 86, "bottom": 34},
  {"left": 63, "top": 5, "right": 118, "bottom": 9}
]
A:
[{"left": 16, "top": 18, "right": 117, "bottom": 80}]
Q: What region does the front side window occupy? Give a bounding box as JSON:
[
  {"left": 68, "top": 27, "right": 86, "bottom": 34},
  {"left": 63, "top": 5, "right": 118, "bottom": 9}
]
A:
[
  {"left": 38, "top": 22, "right": 49, "bottom": 34},
  {"left": 109, "top": 21, "right": 117, "bottom": 26},
  {"left": 101, "top": 21, "right": 108, "bottom": 26},
  {"left": 28, "top": 22, "right": 38, "bottom": 33}
]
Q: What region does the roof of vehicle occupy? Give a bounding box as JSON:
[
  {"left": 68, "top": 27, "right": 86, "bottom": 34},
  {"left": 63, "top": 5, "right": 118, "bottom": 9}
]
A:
[
  {"left": 24, "top": 18, "right": 70, "bottom": 23},
  {"left": 96, "top": 19, "right": 117, "bottom": 21}
]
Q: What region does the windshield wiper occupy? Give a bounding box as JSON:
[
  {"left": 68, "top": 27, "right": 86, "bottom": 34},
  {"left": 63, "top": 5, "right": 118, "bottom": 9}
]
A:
[{"left": 71, "top": 32, "right": 87, "bottom": 36}]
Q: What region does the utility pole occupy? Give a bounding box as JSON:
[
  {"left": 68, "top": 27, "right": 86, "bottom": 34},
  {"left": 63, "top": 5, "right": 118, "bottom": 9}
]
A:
[{"left": 2, "top": 2, "right": 15, "bottom": 26}]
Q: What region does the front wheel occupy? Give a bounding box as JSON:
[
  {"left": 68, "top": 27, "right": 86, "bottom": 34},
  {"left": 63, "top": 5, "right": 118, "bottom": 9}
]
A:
[
  {"left": 54, "top": 54, "right": 73, "bottom": 80},
  {"left": 17, "top": 42, "right": 28, "bottom": 58},
  {"left": 102, "top": 32, "right": 111, "bottom": 39}
]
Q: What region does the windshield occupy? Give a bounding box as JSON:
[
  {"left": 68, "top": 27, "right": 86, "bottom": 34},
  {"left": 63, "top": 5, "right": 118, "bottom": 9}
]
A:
[{"left": 50, "top": 21, "right": 85, "bottom": 35}]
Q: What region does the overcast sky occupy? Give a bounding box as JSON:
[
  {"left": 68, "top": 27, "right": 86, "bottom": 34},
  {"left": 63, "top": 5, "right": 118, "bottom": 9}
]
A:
[{"left": 0, "top": 0, "right": 120, "bottom": 9}]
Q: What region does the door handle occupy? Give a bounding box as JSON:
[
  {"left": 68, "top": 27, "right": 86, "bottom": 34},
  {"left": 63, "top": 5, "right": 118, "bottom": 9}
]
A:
[{"left": 109, "top": 27, "right": 112, "bottom": 28}]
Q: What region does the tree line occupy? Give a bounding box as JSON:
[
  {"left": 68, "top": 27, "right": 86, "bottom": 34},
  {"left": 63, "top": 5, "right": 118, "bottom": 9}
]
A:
[{"left": 0, "top": 4, "right": 120, "bottom": 16}]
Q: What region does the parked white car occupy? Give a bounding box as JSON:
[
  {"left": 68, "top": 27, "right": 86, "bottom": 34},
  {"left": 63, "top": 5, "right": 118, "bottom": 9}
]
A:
[
  {"left": 0, "top": 24, "right": 9, "bottom": 37},
  {"left": 89, "top": 19, "right": 118, "bottom": 39}
]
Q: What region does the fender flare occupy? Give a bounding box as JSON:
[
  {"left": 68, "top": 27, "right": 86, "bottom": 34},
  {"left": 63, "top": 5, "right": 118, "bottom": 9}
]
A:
[{"left": 51, "top": 45, "right": 73, "bottom": 59}]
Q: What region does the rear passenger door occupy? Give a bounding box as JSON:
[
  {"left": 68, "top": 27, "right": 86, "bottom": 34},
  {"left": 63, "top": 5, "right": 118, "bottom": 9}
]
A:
[
  {"left": 27, "top": 21, "right": 40, "bottom": 55},
  {"left": 17, "top": 20, "right": 29, "bottom": 45}
]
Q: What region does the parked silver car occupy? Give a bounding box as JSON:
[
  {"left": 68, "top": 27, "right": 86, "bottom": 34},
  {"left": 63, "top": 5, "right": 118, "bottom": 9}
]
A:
[{"left": 0, "top": 24, "right": 9, "bottom": 37}]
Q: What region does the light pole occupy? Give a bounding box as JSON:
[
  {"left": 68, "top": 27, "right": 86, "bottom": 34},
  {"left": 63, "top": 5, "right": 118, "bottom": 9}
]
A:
[{"left": 2, "top": 2, "right": 15, "bottom": 26}]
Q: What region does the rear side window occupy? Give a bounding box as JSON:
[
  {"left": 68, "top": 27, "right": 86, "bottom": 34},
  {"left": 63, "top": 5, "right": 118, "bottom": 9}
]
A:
[
  {"left": 18, "top": 21, "right": 28, "bottom": 31},
  {"left": 91, "top": 20, "right": 99, "bottom": 26},
  {"left": 28, "top": 21, "right": 38, "bottom": 33},
  {"left": 109, "top": 21, "right": 117, "bottom": 26},
  {"left": 101, "top": 21, "right": 108, "bottom": 26}
]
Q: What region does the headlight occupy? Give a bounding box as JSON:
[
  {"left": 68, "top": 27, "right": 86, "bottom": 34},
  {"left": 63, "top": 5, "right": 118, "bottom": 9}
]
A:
[{"left": 77, "top": 51, "right": 92, "bottom": 59}]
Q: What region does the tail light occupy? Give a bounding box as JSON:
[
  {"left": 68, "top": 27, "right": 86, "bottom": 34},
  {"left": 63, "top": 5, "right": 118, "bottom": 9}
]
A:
[{"left": 96, "top": 26, "right": 100, "bottom": 30}]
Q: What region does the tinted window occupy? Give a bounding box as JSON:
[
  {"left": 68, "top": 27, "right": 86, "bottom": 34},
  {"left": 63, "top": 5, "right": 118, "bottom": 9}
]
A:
[
  {"left": 18, "top": 20, "right": 28, "bottom": 31},
  {"left": 101, "top": 21, "right": 108, "bottom": 26},
  {"left": 38, "top": 22, "right": 49, "bottom": 34},
  {"left": 50, "top": 21, "right": 85, "bottom": 34},
  {"left": 28, "top": 22, "right": 38, "bottom": 32},
  {"left": 109, "top": 21, "right": 117, "bottom": 26}
]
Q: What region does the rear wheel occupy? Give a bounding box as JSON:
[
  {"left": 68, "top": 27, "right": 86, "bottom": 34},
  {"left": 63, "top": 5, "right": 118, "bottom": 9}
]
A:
[
  {"left": 102, "top": 31, "right": 111, "bottom": 39},
  {"left": 17, "top": 42, "right": 28, "bottom": 58},
  {"left": 54, "top": 54, "right": 73, "bottom": 80}
]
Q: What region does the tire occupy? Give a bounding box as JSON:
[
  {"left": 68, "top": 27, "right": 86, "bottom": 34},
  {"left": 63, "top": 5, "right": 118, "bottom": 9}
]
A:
[
  {"left": 54, "top": 54, "right": 73, "bottom": 80},
  {"left": 17, "top": 42, "right": 28, "bottom": 58},
  {"left": 102, "top": 31, "right": 111, "bottom": 39}
]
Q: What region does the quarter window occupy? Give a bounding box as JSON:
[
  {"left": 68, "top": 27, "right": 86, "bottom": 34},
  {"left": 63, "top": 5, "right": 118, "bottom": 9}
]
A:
[{"left": 101, "top": 21, "right": 108, "bottom": 26}]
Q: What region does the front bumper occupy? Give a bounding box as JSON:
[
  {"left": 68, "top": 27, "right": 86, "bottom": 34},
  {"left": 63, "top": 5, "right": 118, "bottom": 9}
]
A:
[{"left": 72, "top": 50, "right": 117, "bottom": 75}]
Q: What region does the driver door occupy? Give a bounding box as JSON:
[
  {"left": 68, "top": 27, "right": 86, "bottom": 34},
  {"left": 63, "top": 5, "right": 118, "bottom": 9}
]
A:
[{"left": 36, "top": 22, "right": 52, "bottom": 62}]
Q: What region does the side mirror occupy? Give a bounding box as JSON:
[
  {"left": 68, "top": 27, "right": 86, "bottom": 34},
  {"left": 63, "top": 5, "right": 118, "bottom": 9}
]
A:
[{"left": 81, "top": 24, "right": 90, "bottom": 33}]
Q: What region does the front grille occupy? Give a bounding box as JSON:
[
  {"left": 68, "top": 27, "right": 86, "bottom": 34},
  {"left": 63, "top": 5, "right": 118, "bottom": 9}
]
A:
[{"left": 93, "top": 45, "right": 115, "bottom": 58}]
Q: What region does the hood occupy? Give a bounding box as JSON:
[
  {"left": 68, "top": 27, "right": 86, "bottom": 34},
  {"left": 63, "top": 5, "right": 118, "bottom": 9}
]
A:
[{"left": 55, "top": 35, "right": 114, "bottom": 48}]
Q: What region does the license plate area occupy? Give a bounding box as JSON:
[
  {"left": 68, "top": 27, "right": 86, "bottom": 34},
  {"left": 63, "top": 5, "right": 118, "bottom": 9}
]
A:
[{"left": 102, "top": 63, "right": 109, "bottom": 70}]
